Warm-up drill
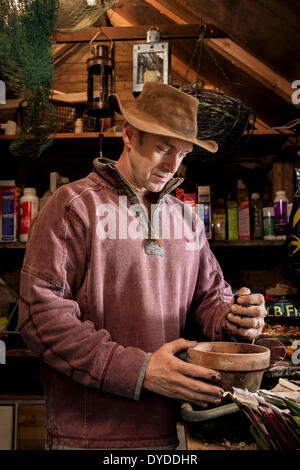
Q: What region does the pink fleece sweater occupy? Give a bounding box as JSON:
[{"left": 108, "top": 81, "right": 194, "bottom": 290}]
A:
[{"left": 18, "top": 160, "right": 233, "bottom": 449}]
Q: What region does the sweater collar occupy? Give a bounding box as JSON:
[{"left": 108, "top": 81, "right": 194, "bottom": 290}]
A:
[{"left": 93, "top": 157, "right": 184, "bottom": 202}]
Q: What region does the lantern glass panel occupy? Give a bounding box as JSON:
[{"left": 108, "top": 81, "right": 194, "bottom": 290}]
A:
[
  {"left": 133, "top": 42, "right": 169, "bottom": 94},
  {"left": 88, "top": 64, "right": 112, "bottom": 102},
  {"left": 137, "top": 52, "right": 164, "bottom": 84}
]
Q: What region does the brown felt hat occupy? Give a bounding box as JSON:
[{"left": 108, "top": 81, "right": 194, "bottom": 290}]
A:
[{"left": 108, "top": 82, "right": 218, "bottom": 153}]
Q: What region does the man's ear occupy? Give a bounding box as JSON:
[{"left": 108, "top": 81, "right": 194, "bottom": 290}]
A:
[{"left": 122, "top": 122, "right": 134, "bottom": 148}]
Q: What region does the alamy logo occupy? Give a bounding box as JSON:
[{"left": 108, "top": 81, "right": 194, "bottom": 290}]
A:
[
  {"left": 0, "top": 340, "right": 6, "bottom": 364},
  {"left": 291, "top": 80, "right": 300, "bottom": 105},
  {"left": 291, "top": 340, "right": 300, "bottom": 365},
  {"left": 95, "top": 196, "right": 205, "bottom": 251},
  {"left": 0, "top": 80, "right": 5, "bottom": 104}
]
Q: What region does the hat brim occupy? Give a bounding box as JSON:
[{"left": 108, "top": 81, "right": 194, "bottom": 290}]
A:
[{"left": 108, "top": 94, "right": 218, "bottom": 154}]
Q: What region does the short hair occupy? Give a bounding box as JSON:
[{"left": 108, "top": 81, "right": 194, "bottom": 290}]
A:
[{"left": 137, "top": 129, "right": 145, "bottom": 146}]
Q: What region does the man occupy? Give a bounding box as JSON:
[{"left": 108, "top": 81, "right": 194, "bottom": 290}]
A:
[{"left": 18, "top": 82, "right": 266, "bottom": 450}]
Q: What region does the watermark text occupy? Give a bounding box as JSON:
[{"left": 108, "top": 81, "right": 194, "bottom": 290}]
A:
[
  {"left": 291, "top": 80, "right": 300, "bottom": 105},
  {"left": 0, "top": 80, "right": 5, "bottom": 104},
  {"left": 0, "top": 340, "right": 6, "bottom": 364}
]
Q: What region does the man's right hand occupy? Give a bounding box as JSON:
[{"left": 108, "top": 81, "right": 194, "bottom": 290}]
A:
[{"left": 143, "top": 338, "right": 224, "bottom": 408}]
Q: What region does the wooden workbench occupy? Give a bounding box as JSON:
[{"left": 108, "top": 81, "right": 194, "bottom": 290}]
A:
[{"left": 184, "top": 422, "right": 257, "bottom": 450}]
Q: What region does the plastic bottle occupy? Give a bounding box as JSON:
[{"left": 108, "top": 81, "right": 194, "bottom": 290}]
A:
[
  {"left": 251, "top": 193, "right": 263, "bottom": 239},
  {"left": 19, "top": 188, "right": 39, "bottom": 242},
  {"left": 212, "top": 198, "right": 226, "bottom": 240},
  {"left": 237, "top": 179, "right": 250, "bottom": 240},
  {"left": 274, "top": 190, "right": 288, "bottom": 239},
  {"left": 226, "top": 193, "right": 238, "bottom": 240},
  {"left": 0, "top": 180, "right": 18, "bottom": 242},
  {"left": 74, "top": 118, "right": 83, "bottom": 134},
  {"left": 263, "top": 207, "right": 276, "bottom": 240},
  {"left": 40, "top": 172, "right": 61, "bottom": 210}
]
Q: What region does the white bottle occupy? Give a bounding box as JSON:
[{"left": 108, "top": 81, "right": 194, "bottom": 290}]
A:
[
  {"left": 40, "top": 172, "right": 62, "bottom": 210},
  {"left": 274, "top": 190, "right": 288, "bottom": 239},
  {"left": 19, "top": 188, "right": 39, "bottom": 242},
  {"left": 74, "top": 118, "right": 83, "bottom": 134}
]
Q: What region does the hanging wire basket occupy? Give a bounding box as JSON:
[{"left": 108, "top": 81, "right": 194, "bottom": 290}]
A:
[
  {"left": 180, "top": 25, "right": 256, "bottom": 161},
  {"left": 182, "top": 85, "right": 256, "bottom": 160}
]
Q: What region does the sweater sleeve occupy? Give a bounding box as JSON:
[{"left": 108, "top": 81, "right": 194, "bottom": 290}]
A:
[
  {"left": 190, "top": 238, "right": 234, "bottom": 341},
  {"left": 18, "top": 190, "right": 147, "bottom": 401}
]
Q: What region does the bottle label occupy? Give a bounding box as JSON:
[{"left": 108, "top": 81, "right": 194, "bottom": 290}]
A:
[
  {"left": 252, "top": 203, "right": 263, "bottom": 238},
  {"left": 213, "top": 213, "right": 226, "bottom": 240},
  {"left": 19, "top": 201, "right": 39, "bottom": 235},
  {"left": 274, "top": 200, "right": 288, "bottom": 236},
  {"left": 263, "top": 215, "right": 275, "bottom": 237},
  {"left": 238, "top": 203, "right": 250, "bottom": 240},
  {"left": 0, "top": 186, "right": 17, "bottom": 241}
]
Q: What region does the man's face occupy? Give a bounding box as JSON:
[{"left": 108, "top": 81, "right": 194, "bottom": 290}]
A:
[{"left": 126, "top": 128, "right": 193, "bottom": 193}]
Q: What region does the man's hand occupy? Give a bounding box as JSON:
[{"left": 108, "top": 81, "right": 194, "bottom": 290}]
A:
[
  {"left": 143, "top": 338, "right": 224, "bottom": 408},
  {"left": 226, "top": 287, "right": 267, "bottom": 340}
]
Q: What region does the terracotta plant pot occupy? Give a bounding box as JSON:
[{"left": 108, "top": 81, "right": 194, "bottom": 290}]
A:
[{"left": 187, "top": 342, "right": 270, "bottom": 392}]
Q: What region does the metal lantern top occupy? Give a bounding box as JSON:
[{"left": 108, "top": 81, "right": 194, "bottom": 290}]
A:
[
  {"left": 146, "top": 27, "right": 161, "bottom": 43},
  {"left": 87, "top": 44, "right": 113, "bottom": 71}
]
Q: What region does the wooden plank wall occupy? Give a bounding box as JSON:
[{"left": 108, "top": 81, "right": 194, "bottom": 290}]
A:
[{"left": 53, "top": 40, "right": 184, "bottom": 129}]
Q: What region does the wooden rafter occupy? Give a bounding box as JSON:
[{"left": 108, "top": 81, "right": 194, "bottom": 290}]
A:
[
  {"left": 105, "top": 10, "right": 217, "bottom": 90},
  {"left": 54, "top": 43, "right": 78, "bottom": 66},
  {"left": 53, "top": 24, "right": 226, "bottom": 43},
  {"left": 143, "top": 0, "right": 198, "bottom": 24},
  {"left": 144, "top": 0, "right": 296, "bottom": 107}
]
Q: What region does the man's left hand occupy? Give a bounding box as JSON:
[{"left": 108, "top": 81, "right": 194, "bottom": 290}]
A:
[{"left": 225, "top": 287, "right": 267, "bottom": 340}]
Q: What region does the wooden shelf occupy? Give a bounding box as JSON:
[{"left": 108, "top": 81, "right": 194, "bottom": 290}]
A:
[
  {"left": 53, "top": 132, "right": 123, "bottom": 139},
  {"left": 0, "top": 240, "right": 285, "bottom": 249},
  {"left": 0, "top": 131, "right": 122, "bottom": 140},
  {"left": 0, "top": 129, "right": 293, "bottom": 140},
  {"left": 6, "top": 349, "right": 36, "bottom": 358},
  {"left": 0, "top": 242, "right": 26, "bottom": 249},
  {"left": 0, "top": 393, "right": 44, "bottom": 401},
  {"left": 210, "top": 239, "right": 285, "bottom": 247}
]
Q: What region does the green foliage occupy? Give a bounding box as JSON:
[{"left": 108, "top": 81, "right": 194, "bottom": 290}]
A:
[{"left": 0, "top": 0, "right": 60, "bottom": 157}]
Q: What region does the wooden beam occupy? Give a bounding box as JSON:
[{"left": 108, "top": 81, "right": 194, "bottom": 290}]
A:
[
  {"left": 105, "top": 12, "right": 218, "bottom": 91},
  {"left": 145, "top": 0, "right": 297, "bottom": 106},
  {"left": 206, "top": 37, "right": 293, "bottom": 105},
  {"left": 53, "top": 24, "right": 226, "bottom": 43},
  {"left": 54, "top": 43, "right": 78, "bottom": 67},
  {"left": 253, "top": 117, "right": 294, "bottom": 135},
  {"left": 106, "top": 9, "right": 133, "bottom": 28},
  {"left": 174, "top": 0, "right": 300, "bottom": 82},
  {"left": 54, "top": 43, "right": 76, "bottom": 61},
  {"left": 144, "top": 0, "right": 198, "bottom": 24}
]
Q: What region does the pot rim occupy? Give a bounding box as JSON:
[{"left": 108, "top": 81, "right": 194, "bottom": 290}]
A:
[{"left": 187, "top": 341, "right": 270, "bottom": 371}]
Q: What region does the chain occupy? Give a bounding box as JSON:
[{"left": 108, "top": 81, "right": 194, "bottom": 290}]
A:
[
  {"left": 204, "top": 42, "right": 232, "bottom": 91},
  {"left": 181, "top": 23, "right": 233, "bottom": 93},
  {"left": 181, "top": 25, "right": 207, "bottom": 90}
]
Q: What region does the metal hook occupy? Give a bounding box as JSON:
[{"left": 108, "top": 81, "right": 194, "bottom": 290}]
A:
[
  {"left": 90, "top": 24, "right": 113, "bottom": 53},
  {"left": 197, "top": 22, "right": 207, "bottom": 38}
]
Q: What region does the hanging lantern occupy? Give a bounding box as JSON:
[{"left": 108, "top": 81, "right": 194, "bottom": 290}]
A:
[
  {"left": 133, "top": 27, "right": 170, "bottom": 96},
  {"left": 87, "top": 44, "right": 114, "bottom": 117}
]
